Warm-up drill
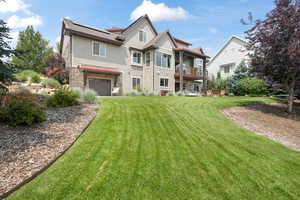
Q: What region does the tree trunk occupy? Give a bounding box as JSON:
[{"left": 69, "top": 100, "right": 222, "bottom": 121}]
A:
[{"left": 287, "top": 83, "right": 295, "bottom": 113}]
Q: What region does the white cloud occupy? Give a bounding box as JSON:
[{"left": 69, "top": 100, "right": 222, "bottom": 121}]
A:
[
  {"left": 130, "top": 0, "right": 189, "bottom": 22},
  {"left": 9, "top": 31, "right": 20, "bottom": 48},
  {"left": 208, "top": 27, "right": 217, "bottom": 34},
  {"left": 7, "top": 15, "right": 43, "bottom": 29},
  {"left": 0, "top": 0, "right": 31, "bottom": 14}
]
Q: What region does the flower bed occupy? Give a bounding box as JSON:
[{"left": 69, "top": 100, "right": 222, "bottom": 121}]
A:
[{"left": 0, "top": 104, "right": 98, "bottom": 196}]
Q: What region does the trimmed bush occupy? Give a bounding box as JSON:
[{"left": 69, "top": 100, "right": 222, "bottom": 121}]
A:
[
  {"left": 0, "top": 90, "right": 46, "bottom": 126},
  {"left": 236, "top": 78, "right": 267, "bottom": 96},
  {"left": 31, "top": 74, "right": 41, "bottom": 83},
  {"left": 47, "top": 88, "right": 79, "bottom": 107},
  {"left": 16, "top": 70, "right": 40, "bottom": 82},
  {"left": 82, "top": 89, "right": 98, "bottom": 104},
  {"left": 42, "top": 78, "right": 61, "bottom": 89}
]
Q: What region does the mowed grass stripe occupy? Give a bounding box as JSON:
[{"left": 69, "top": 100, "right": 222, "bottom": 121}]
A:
[{"left": 8, "top": 97, "right": 300, "bottom": 200}]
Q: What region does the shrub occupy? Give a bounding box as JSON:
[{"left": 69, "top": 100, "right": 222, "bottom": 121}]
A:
[
  {"left": 82, "top": 89, "right": 98, "bottom": 104},
  {"left": 52, "top": 71, "right": 69, "bottom": 84},
  {"left": 16, "top": 70, "right": 40, "bottom": 82},
  {"left": 166, "top": 92, "right": 176, "bottom": 96},
  {"left": 236, "top": 78, "right": 267, "bottom": 96},
  {"left": 176, "top": 91, "right": 184, "bottom": 96},
  {"left": 0, "top": 90, "right": 46, "bottom": 126},
  {"left": 42, "top": 78, "right": 61, "bottom": 89},
  {"left": 31, "top": 74, "right": 41, "bottom": 83},
  {"left": 47, "top": 88, "right": 79, "bottom": 107},
  {"left": 71, "top": 87, "right": 83, "bottom": 98},
  {"left": 128, "top": 90, "right": 140, "bottom": 96}
]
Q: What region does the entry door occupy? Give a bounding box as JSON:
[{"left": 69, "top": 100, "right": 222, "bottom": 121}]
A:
[{"left": 88, "top": 79, "right": 111, "bottom": 96}]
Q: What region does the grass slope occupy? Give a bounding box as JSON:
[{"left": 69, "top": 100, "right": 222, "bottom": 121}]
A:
[{"left": 8, "top": 97, "right": 300, "bottom": 200}]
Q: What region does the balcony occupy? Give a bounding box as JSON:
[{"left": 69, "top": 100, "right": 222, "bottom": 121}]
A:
[{"left": 175, "top": 66, "right": 203, "bottom": 81}]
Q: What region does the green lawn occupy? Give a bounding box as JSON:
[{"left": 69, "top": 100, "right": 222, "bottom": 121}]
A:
[{"left": 8, "top": 97, "right": 300, "bottom": 200}]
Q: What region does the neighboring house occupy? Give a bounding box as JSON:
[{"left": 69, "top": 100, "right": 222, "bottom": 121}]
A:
[
  {"left": 208, "top": 36, "right": 248, "bottom": 78},
  {"left": 60, "top": 15, "right": 209, "bottom": 96}
]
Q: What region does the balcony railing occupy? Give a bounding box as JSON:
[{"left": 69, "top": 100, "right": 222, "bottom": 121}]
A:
[{"left": 175, "top": 67, "right": 203, "bottom": 77}]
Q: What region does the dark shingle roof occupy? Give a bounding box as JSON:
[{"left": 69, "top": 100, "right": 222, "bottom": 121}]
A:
[{"left": 63, "top": 18, "right": 124, "bottom": 46}]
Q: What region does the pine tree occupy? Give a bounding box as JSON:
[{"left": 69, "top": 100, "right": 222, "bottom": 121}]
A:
[
  {"left": 12, "top": 26, "right": 54, "bottom": 73},
  {"left": 0, "top": 19, "right": 18, "bottom": 90},
  {"left": 229, "top": 61, "right": 253, "bottom": 95}
]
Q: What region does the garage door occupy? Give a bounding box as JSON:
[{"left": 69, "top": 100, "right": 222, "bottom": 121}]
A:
[{"left": 88, "top": 79, "right": 111, "bottom": 96}]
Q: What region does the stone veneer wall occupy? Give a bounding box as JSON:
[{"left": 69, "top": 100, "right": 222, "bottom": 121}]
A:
[{"left": 68, "top": 67, "right": 84, "bottom": 89}]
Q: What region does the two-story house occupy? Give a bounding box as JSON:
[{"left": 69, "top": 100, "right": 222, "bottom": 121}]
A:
[
  {"left": 60, "top": 15, "right": 209, "bottom": 96},
  {"left": 208, "top": 36, "right": 248, "bottom": 78}
]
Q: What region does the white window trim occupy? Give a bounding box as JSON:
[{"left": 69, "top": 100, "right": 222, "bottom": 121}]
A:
[
  {"left": 132, "top": 76, "right": 142, "bottom": 90},
  {"left": 131, "top": 50, "right": 143, "bottom": 66},
  {"left": 138, "top": 29, "right": 147, "bottom": 43},
  {"left": 155, "top": 51, "right": 172, "bottom": 69},
  {"left": 159, "top": 77, "right": 170, "bottom": 88},
  {"left": 145, "top": 51, "right": 151, "bottom": 67},
  {"left": 92, "top": 41, "right": 107, "bottom": 57}
]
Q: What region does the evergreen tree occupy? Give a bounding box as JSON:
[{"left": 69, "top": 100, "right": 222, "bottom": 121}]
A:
[
  {"left": 0, "top": 19, "right": 18, "bottom": 91},
  {"left": 12, "top": 26, "right": 54, "bottom": 73},
  {"left": 229, "top": 60, "right": 253, "bottom": 95}
]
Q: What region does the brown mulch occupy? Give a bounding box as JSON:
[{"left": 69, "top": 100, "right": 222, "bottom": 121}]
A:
[
  {"left": 223, "top": 102, "right": 300, "bottom": 152},
  {"left": 0, "top": 104, "right": 98, "bottom": 196}
]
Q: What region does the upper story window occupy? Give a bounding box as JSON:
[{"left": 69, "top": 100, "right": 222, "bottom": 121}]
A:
[
  {"left": 145, "top": 52, "right": 151, "bottom": 67},
  {"left": 155, "top": 52, "right": 171, "bottom": 68},
  {"left": 92, "top": 41, "right": 106, "bottom": 57},
  {"left": 194, "top": 58, "right": 203, "bottom": 68},
  {"left": 139, "top": 30, "right": 147, "bottom": 42},
  {"left": 224, "top": 65, "right": 230, "bottom": 73},
  {"left": 132, "top": 50, "right": 142, "bottom": 65}
]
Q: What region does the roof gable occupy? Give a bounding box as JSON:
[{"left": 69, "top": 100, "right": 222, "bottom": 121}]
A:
[
  {"left": 209, "top": 36, "right": 247, "bottom": 64},
  {"left": 122, "top": 15, "right": 158, "bottom": 36},
  {"left": 143, "top": 30, "right": 177, "bottom": 50}
]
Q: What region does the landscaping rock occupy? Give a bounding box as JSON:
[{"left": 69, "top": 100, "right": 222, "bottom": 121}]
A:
[{"left": 0, "top": 104, "right": 98, "bottom": 196}]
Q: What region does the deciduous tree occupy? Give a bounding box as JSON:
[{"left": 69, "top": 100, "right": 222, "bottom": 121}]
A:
[{"left": 245, "top": 0, "right": 300, "bottom": 113}]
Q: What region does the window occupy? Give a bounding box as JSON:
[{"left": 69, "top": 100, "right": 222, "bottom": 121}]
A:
[
  {"left": 145, "top": 52, "right": 151, "bottom": 66},
  {"left": 92, "top": 42, "right": 106, "bottom": 57},
  {"left": 194, "top": 58, "right": 203, "bottom": 68},
  {"left": 139, "top": 30, "right": 147, "bottom": 42},
  {"left": 156, "top": 52, "right": 162, "bottom": 67},
  {"left": 160, "top": 78, "right": 169, "bottom": 87},
  {"left": 132, "top": 51, "right": 142, "bottom": 65},
  {"left": 194, "top": 84, "right": 200, "bottom": 92},
  {"left": 155, "top": 52, "right": 171, "bottom": 68},
  {"left": 224, "top": 65, "right": 231, "bottom": 73},
  {"left": 132, "top": 77, "right": 141, "bottom": 90}
]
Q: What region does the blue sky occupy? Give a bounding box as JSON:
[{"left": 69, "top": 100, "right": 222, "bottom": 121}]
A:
[{"left": 0, "top": 0, "right": 275, "bottom": 56}]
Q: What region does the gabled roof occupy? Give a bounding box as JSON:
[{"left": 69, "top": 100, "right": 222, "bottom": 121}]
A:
[
  {"left": 173, "top": 37, "right": 192, "bottom": 46},
  {"left": 173, "top": 47, "right": 210, "bottom": 58},
  {"left": 143, "top": 30, "right": 178, "bottom": 50},
  {"left": 121, "top": 14, "right": 158, "bottom": 36},
  {"left": 61, "top": 18, "right": 124, "bottom": 48},
  {"left": 209, "top": 36, "right": 247, "bottom": 64},
  {"left": 105, "top": 27, "right": 125, "bottom": 32}
]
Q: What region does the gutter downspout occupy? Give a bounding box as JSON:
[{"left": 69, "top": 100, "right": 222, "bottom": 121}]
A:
[
  {"left": 153, "top": 51, "right": 155, "bottom": 93},
  {"left": 179, "top": 51, "right": 183, "bottom": 92}
]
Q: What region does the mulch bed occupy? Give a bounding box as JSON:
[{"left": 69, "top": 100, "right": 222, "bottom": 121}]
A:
[
  {"left": 0, "top": 104, "right": 98, "bottom": 196},
  {"left": 223, "top": 102, "right": 300, "bottom": 151}
]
